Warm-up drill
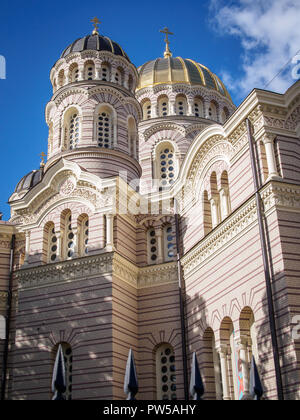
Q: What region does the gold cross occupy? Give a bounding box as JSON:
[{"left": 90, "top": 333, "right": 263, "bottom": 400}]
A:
[
  {"left": 91, "top": 17, "right": 101, "bottom": 35},
  {"left": 160, "top": 27, "right": 174, "bottom": 58},
  {"left": 40, "top": 152, "right": 46, "bottom": 166}
]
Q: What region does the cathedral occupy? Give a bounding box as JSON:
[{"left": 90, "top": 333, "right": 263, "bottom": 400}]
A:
[{"left": 0, "top": 20, "right": 300, "bottom": 400}]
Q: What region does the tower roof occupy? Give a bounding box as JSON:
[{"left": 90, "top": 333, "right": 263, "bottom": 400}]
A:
[
  {"left": 137, "top": 57, "right": 232, "bottom": 101},
  {"left": 60, "top": 34, "right": 131, "bottom": 62}
]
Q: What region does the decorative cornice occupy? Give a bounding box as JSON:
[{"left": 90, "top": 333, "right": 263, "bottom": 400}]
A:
[
  {"left": 138, "top": 261, "right": 178, "bottom": 288},
  {"left": 181, "top": 181, "right": 300, "bottom": 277}
]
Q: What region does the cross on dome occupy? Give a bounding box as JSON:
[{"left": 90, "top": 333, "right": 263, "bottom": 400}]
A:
[
  {"left": 91, "top": 17, "right": 101, "bottom": 35},
  {"left": 159, "top": 27, "right": 174, "bottom": 58}
]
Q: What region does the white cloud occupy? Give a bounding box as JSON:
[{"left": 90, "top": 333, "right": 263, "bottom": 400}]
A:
[{"left": 210, "top": 0, "right": 300, "bottom": 98}]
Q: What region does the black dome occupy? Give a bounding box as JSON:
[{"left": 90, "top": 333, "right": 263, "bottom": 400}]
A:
[
  {"left": 60, "top": 34, "right": 131, "bottom": 62},
  {"left": 14, "top": 169, "right": 43, "bottom": 193}
]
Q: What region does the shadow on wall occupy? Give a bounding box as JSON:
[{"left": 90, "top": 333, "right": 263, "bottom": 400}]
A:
[{"left": 10, "top": 272, "right": 115, "bottom": 400}]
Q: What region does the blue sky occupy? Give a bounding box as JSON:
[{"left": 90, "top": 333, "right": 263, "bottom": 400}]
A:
[{"left": 0, "top": 0, "right": 299, "bottom": 220}]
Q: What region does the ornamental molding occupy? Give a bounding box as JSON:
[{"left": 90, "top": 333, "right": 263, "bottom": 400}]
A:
[
  {"left": 181, "top": 181, "right": 300, "bottom": 277},
  {"left": 143, "top": 122, "right": 186, "bottom": 142},
  {"left": 15, "top": 251, "right": 178, "bottom": 291},
  {"left": 138, "top": 261, "right": 178, "bottom": 288},
  {"left": 16, "top": 253, "right": 114, "bottom": 290},
  {"left": 54, "top": 87, "right": 88, "bottom": 107}
]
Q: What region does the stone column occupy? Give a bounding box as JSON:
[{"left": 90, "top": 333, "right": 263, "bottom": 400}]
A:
[
  {"left": 170, "top": 100, "right": 176, "bottom": 116},
  {"left": 124, "top": 72, "right": 129, "bottom": 90},
  {"left": 56, "top": 231, "right": 62, "bottom": 262},
  {"left": 110, "top": 66, "right": 117, "bottom": 83},
  {"left": 262, "top": 134, "right": 280, "bottom": 180},
  {"left": 237, "top": 338, "right": 250, "bottom": 397},
  {"left": 210, "top": 197, "right": 220, "bottom": 228},
  {"left": 187, "top": 98, "right": 194, "bottom": 116},
  {"left": 106, "top": 214, "right": 114, "bottom": 251},
  {"left": 218, "top": 346, "right": 231, "bottom": 400},
  {"left": 204, "top": 100, "right": 210, "bottom": 119},
  {"left": 24, "top": 231, "right": 30, "bottom": 265},
  {"left": 78, "top": 65, "right": 85, "bottom": 81},
  {"left": 72, "top": 227, "right": 79, "bottom": 258},
  {"left": 219, "top": 187, "right": 230, "bottom": 220},
  {"left": 155, "top": 227, "right": 164, "bottom": 264}
]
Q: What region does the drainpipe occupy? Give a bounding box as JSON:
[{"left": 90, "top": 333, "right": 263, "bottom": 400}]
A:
[
  {"left": 246, "top": 118, "right": 284, "bottom": 400},
  {"left": 174, "top": 199, "right": 189, "bottom": 400},
  {"left": 1, "top": 234, "right": 15, "bottom": 400}
]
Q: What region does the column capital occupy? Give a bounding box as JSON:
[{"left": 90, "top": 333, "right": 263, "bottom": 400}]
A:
[{"left": 261, "top": 132, "right": 276, "bottom": 145}]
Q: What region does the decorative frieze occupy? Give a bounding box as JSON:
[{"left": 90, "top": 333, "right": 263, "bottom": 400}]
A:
[{"left": 138, "top": 261, "right": 178, "bottom": 288}]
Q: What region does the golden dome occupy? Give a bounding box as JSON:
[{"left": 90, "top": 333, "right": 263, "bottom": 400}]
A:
[{"left": 137, "top": 57, "right": 232, "bottom": 101}]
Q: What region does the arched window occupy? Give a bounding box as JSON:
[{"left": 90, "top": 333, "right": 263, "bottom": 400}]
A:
[
  {"left": 101, "top": 63, "right": 110, "bottom": 81},
  {"left": 163, "top": 224, "right": 175, "bottom": 262},
  {"left": 128, "top": 116, "right": 137, "bottom": 158},
  {"left": 194, "top": 97, "right": 204, "bottom": 117},
  {"left": 208, "top": 102, "right": 217, "bottom": 121},
  {"left": 147, "top": 228, "right": 157, "bottom": 264},
  {"left": 158, "top": 96, "right": 169, "bottom": 117},
  {"left": 156, "top": 143, "right": 176, "bottom": 190},
  {"left": 53, "top": 343, "right": 73, "bottom": 400},
  {"left": 203, "top": 328, "right": 223, "bottom": 400},
  {"left": 45, "top": 222, "right": 58, "bottom": 263},
  {"left": 142, "top": 100, "right": 151, "bottom": 120},
  {"left": 61, "top": 211, "right": 75, "bottom": 260},
  {"left": 220, "top": 171, "right": 231, "bottom": 220},
  {"left": 70, "top": 64, "right": 79, "bottom": 82},
  {"left": 62, "top": 107, "right": 80, "bottom": 150},
  {"left": 156, "top": 344, "right": 177, "bottom": 400},
  {"left": 128, "top": 74, "right": 134, "bottom": 91},
  {"left": 0, "top": 315, "right": 6, "bottom": 340},
  {"left": 175, "top": 95, "right": 187, "bottom": 116},
  {"left": 58, "top": 69, "right": 65, "bottom": 88},
  {"left": 78, "top": 214, "right": 89, "bottom": 257},
  {"left": 97, "top": 106, "right": 114, "bottom": 149},
  {"left": 203, "top": 190, "right": 212, "bottom": 235},
  {"left": 210, "top": 172, "right": 221, "bottom": 228},
  {"left": 221, "top": 107, "right": 229, "bottom": 124},
  {"left": 114, "top": 67, "right": 124, "bottom": 85},
  {"left": 84, "top": 61, "right": 95, "bottom": 80}
]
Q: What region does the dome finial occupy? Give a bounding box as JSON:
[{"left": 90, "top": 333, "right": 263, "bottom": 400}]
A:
[
  {"left": 40, "top": 152, "right": 46, "bottom": 168},
  {"left": 159, "top": 27, "right": 173, "bottom": 58},
  {"left": 91, "top": 17, "right": 101, "bottom": 35}
]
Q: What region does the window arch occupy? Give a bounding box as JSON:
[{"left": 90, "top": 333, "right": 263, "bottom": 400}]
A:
[
  {"left": 100, "top": 62, "right": 110, "bottom": 81},
  {"left": 203, "top": 190, "right": 212, "bottom": 235},
  {"left": 163, "top": 224, "right": 175, "bottom": 262},
  {"left": 96, "top": 105, "right": 115, "bottom": 149},
  {"left": 128, "top": 116, "right": 137, "bottom": 158},
  {"left": 69, "top": 63, "right": 79, "bottom": 83},
  {"left": 58, "top": 69, "right": 65, "bottom": 88},
  {"left": 147, "top": 228, "right": 158, "bottom": 264},
  {"left": 210, "top": 172, "right": 221, "bottom": 228},
  {"left": 48, "top": 122, "right": 54, "bottom": 155},
  {"left": 45, "top": 222, "right": 58, "bottom": 263},
  {"left": 175, "top": 95, "right": 187, "bottom": 116},
  {"left": 158, "top": 96, "right": 169, "bottom": 117},
  {"left": 220, "top": 171, "right": 231, "bottom": 220},
  {"left": 203, "top": 328, "right": 223, "bottom": 400},
  {"left": 155, "top": 343, "right": 177, "bottom": 400},
  {"left": 142, "top": 99, "right": 152, "bottom": 120},
  {"left": 114, "top": 66, "right": 124, "bottom": 85},
  {"left": 61, "top": 210, "right": 75, "bottom": 260},
  {"left": 78, "top": 214, "right": 89, "bottom": 257},
  {"left": 52, "top": 342, "right": 73, "bottom": 400},
  {"left": 155, "top": 142, "right": 177, "bottom": 190},
  {"left": 194, "top": 97, "right": 204, "bottom": 117},
  {"left": 0, "top": 315, "right": 6, "bottom": 340},
  {"left": 208, "top": 102, "right": 218, "bottom": 121},
  {"left": 128, "top": 74, "right": 134, "bottom": 92},
  {"left": 84, "top": 61, "right": 95, "bottom": 80},
  {"left": 221, "top": 107, "right": 229, "bottom": 124},
  {"left": 62, "top": 107, "right": 81, "bottom": 150}
]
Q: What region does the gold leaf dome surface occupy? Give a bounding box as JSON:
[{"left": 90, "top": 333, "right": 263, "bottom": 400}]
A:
[{"left": 137, "top": 57, "right": 232, "bottom": 101}]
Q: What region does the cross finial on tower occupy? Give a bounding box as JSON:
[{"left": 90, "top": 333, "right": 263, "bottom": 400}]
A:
[
  {"left": 91, "top": 17, "right": 101, "bottom": 35},
  {"left": 40, "top": 152, "right": 46, "bottom": 168},
  {"left": 159, "top": 27, "right": 174, "bottom": 58}
]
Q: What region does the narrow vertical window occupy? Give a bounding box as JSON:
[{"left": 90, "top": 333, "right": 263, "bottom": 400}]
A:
[
  {"left": 164, "top": 225, "right": 175, "bottom": 262},
  {"left": 159, "top": 146, "right": 175, "bottom": 188},
  {"left": 48, "top": 224, "right": 58, "bottom": 263},
  {"left": 69, "top": 113, "right": 80, "bottom": 150},
  {"left": 53, "top": 343, "right": 73, "bottom": 400},
  {"left": 148, "top": 228, "right": 157, "bottom": 264},
  {"left": 156, "top": 344, "right": 177, "bottom": 400},
  {"left": 79, "top": 215, "right": 89, "bottom": 256},
  {"left": 98, "top": 108, "right": 113, "bottom": 149},
  {"left": 65, "top": 214, "right": 75, "bottom": 259}
]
